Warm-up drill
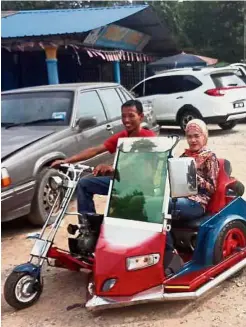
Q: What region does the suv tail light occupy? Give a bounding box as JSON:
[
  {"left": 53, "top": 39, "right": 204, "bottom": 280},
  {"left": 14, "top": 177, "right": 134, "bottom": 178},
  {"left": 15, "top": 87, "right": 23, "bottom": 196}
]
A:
[
  {"left": 205, "top": 85, "right": 246, "bottom": 97},
  {"left": 205, "top": 88, "right": 225, "bottom": 96}
]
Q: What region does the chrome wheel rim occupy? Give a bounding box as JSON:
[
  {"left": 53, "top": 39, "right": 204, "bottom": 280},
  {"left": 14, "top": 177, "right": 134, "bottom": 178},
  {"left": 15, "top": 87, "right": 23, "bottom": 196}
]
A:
[
  {"left": 43, "top": 182, "right": 61, "bottom": 216},
  {"left": 15, "top": 275, "right": 38, "bottom": 303}
]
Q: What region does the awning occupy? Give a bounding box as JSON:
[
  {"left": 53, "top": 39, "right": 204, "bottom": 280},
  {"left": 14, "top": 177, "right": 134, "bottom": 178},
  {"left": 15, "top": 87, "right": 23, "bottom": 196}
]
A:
[{"left": 1, "top": 5, "right": 179, "bottom": 56}]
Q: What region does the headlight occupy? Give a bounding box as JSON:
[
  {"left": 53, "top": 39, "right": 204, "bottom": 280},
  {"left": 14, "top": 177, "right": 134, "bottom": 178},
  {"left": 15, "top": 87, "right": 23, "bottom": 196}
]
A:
[
  {"left": 101, "top": 278, "right": 117, "bottom": 292},
  {"left": 1, "top": 168, "right": 11, "bottom": 187},
  {"left": 126, "top": 254, "right": 160, "bottom": 271}
]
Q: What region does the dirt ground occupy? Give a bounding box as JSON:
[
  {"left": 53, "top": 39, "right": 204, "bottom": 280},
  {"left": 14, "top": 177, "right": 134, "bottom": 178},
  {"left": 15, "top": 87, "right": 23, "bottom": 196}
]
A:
[{"left": 2, "top": 125, "right": 246, "bottom": 327}]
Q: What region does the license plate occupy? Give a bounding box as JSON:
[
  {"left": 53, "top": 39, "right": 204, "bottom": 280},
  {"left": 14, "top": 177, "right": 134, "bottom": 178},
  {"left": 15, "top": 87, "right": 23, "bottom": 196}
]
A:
[{"left": 233, "top": 102, "right": 245, "bottom": 109}]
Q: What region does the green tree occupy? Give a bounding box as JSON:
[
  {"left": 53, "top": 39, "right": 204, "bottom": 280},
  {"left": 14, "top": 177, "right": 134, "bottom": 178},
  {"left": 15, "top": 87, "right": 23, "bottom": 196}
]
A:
[
  {"left": 1, "top": 1, "right": 132, "bottom": 11},
  {"left": 151, "top": 1, "right": 245, "bottom": 62}
]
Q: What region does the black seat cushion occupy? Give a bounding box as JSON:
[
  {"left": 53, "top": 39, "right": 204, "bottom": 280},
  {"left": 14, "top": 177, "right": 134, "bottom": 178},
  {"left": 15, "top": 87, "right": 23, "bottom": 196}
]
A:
[{"left": 171, "top": 214, "right": 211, "bottom": 229}]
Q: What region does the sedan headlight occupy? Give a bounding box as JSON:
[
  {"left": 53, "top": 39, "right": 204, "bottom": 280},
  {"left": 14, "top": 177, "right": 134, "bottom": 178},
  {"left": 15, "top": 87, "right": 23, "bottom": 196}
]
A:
[
  {"left": 126, "top": 254, "right": 160, "bottom": 271},
  {"left": 1, "top": 168, "right": 11, "bottom": 187}
]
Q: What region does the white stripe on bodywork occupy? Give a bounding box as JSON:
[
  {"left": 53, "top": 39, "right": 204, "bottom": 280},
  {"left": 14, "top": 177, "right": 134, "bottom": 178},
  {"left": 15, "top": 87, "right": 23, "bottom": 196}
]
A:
[{"left": 102, "top": 217, "right": 162, "bottom": 248}]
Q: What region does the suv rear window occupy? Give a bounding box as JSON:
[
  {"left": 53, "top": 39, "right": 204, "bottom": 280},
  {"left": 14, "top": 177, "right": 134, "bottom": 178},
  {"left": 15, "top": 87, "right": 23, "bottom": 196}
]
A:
[{"left": 211, "top": 72, "right": 245, "bottom": 88}]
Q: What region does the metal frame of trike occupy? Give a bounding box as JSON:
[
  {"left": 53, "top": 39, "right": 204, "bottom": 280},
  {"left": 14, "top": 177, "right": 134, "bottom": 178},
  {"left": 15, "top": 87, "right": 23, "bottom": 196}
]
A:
[{"left": 24, "top": 163, "right": 97, "bottom": 275}]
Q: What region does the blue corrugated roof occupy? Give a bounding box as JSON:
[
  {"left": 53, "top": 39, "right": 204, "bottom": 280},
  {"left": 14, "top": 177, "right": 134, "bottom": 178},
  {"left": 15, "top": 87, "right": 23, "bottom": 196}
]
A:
[{"left": 1, "top": 5, "right": 148, "bottom": 38}]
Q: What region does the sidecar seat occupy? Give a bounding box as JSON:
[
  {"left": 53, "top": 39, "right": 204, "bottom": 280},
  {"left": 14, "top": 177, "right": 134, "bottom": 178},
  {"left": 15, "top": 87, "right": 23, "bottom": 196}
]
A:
[{"left": 171, "top": 159, "right": 244, "bottom": 230}]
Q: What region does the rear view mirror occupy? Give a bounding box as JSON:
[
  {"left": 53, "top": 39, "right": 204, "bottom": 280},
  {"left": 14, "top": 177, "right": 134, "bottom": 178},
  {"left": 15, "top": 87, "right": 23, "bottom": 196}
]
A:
[
  {"left": 168, "top": 157, "right": 198, "bottom": 198},
  {"left": 76, "top": 117, "right": 97, "bottom": 131}
]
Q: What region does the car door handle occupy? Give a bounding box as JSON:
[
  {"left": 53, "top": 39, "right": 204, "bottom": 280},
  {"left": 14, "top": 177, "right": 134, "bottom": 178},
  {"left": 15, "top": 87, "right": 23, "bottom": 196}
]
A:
[{"left": 176, "top": 96, "right": 183, "bottom": 99}]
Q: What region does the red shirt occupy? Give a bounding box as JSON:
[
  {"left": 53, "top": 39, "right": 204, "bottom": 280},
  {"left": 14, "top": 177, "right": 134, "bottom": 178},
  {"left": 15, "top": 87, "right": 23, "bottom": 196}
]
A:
[{"left": 104, "top": 129, "right": 156, "bottom": 154}]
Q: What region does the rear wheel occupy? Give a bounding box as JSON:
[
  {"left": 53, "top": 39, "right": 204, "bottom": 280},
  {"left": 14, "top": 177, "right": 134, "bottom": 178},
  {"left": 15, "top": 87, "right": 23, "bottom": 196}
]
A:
[
  {"left": 213, "top": 220, "right": 246, "bottom": 264},
  {"left": 218, "top": 121, "right": 237, "bottom": 130},
  {"left": 179, "top": 110, "right": 202, "bottom": 131}
]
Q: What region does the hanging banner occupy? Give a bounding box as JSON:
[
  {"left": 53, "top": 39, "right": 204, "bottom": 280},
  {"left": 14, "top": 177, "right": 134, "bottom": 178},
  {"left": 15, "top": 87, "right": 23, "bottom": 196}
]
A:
[
  {"left": 83, "top": 24, "right": 150, "bottom": 52},
  {"left": 84, "top": 47, "right": 154, "bottom": 63}
]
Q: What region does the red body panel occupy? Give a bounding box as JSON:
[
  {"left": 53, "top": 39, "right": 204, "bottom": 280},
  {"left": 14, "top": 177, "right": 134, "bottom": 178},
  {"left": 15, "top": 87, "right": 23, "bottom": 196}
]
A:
[
  {"left": 207, "top": 159, "right": 237, "bottom": 214},
  {"left": 94, "top": 223, "right": 166, "bottom": 296},
  {"left": 47, "top": 247, "right": 93, "bottom": 271}
]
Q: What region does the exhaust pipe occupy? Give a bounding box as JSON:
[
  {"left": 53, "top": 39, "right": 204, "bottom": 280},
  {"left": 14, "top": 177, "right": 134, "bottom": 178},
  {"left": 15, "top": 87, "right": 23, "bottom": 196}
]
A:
[{"left": 86, "top": 257, "right": 246, "bottom": 310}]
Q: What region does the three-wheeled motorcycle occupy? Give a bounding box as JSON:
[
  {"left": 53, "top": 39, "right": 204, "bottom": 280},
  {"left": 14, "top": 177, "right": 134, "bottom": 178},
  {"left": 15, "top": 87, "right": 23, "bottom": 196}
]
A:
[{"left": 4, "top": 136, "right": 246, "bottom": 311}]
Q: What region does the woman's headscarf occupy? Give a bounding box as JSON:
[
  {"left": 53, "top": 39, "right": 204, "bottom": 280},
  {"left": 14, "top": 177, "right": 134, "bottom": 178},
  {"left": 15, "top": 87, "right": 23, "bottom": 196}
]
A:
[
  {"left": 185, "top": 119, "right": 208, "bottom": 144},
  {"left": 184, "top": 119, "right": 211, "bottom": 161}
]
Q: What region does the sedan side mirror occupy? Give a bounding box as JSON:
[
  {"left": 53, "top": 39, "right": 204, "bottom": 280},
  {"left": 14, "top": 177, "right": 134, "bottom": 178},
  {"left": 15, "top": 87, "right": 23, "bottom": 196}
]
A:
[
  {"left": 168, "top": 157, "right": 198, "bottom": 198},
  {"left": 76, "top": 117, "right": 98, "bottom": 131}
]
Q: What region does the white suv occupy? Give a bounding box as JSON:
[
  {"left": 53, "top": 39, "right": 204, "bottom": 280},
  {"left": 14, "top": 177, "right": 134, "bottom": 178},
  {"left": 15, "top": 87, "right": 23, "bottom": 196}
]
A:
[{"left": 131, "top": 67, "right": 246, "bottom": 131}]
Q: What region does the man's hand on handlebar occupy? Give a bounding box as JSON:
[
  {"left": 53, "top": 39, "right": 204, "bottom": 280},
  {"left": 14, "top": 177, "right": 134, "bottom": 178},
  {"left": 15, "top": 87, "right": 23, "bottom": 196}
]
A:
[
  {"left": 50, "top": 159, "right": 66, "bottom": 168},
  {"left": 93, "top": 164, "right": 114, "bottom": 177}
]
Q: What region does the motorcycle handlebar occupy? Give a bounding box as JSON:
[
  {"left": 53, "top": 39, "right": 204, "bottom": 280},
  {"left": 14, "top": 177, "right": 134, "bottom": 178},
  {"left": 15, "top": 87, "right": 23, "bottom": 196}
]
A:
[{"left": 60, "top": 163, "right": 94, "bottom": 173}]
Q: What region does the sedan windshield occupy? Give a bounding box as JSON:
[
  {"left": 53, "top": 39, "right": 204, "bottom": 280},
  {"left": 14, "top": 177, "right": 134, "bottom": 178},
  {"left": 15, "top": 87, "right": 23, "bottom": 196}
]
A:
[{"left": 1, "top": 91, "right": 74, "bottom": 126}]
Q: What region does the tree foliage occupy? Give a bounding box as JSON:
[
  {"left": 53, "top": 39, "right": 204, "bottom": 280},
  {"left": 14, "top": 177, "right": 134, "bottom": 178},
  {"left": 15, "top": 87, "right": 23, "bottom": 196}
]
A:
[
  {"left": 151, "top": 1, "right": 245, "bottom": 62},
  {"left": 1, "top": 1, "right": 132, "bottom": 10}
]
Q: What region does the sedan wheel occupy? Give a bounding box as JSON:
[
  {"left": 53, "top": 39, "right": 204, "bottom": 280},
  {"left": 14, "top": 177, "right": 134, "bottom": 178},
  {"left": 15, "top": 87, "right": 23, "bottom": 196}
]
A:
[{"left": 28, "top": 168, "right": 63, "bottom": 226}]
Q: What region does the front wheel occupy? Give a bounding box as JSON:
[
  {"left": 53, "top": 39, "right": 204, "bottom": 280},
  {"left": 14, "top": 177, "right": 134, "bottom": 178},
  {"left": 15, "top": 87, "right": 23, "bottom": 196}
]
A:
[
  {"left": 213, "top": 220, "right": 246, "bottom": 264},
  {"left": 4, "top": 272, "right": 43, "bottom": 310},
  {"left": 218, "top": 121, "right": 237, "bottom": 130}
]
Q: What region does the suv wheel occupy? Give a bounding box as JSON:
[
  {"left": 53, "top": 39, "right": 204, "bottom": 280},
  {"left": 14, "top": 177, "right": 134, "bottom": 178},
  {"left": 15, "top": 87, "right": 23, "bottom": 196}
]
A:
[
  {"left": 179, "top": 110, "right": 202, "bottom": 131},
  {"left": 28, "top": 168, "right": 64, "bottom": 226},
  {"left": 218, "top": 121, "right": 237, "bottom": 130}
]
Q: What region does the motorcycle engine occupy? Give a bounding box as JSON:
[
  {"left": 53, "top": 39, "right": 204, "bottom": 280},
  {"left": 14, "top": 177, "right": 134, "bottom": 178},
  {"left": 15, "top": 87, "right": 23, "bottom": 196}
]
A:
[{"left": 67, "top": 213, "right": 103, "bottom": 256}]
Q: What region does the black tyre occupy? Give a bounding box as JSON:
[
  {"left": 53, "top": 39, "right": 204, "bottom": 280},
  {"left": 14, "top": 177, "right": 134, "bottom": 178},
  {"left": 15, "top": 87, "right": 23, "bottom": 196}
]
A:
[
  {"left": 28, "top": 167, "right": 64, "bottom": 226},
  {"left": 179, "top": 110, "right": 202, "bottom": 131},
  {"left": 218, "top": 121, "right": 237, "bottom": 130},
  {"left": 213, "top": 220, "right": 246, "bottom": 264},
  {"left": 4, "top": 272, "right": 43, "bottom": 310}
]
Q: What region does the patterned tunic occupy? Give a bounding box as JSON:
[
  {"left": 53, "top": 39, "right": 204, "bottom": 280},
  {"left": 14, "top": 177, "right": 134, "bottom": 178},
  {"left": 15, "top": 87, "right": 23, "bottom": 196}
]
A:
[{"left": 181, "top": 149, "right": 219, "bottom": 210}]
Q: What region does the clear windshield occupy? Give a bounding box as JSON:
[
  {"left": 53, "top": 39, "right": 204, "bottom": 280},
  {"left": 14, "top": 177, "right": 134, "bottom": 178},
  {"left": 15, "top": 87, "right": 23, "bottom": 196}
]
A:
[
  {"left": 107, "top": 150, "right": 168, "bottom": 224},
  {"left": 1, "top": 91, "right": 74, "bottom": 126}
]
